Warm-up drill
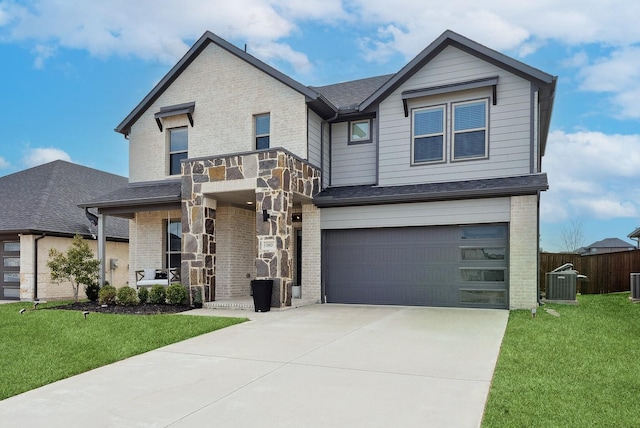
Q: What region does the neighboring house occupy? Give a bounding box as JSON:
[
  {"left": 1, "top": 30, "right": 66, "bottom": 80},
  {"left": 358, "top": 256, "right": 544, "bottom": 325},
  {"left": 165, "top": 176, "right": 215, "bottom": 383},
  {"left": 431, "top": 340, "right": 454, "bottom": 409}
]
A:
[
  {"left": 0, "top": 160, "right": 129, "bottom": 301},
  {"left": 84, "top": 30, "right": 556, "bottom": 310},
  {"left": 576, "top": 238, "right": 636, "bottom": 255}
]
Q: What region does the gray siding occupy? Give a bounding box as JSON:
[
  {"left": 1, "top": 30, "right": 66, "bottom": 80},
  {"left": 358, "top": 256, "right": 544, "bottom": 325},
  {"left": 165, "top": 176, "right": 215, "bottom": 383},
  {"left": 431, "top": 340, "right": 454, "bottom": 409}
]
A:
[
  {"left": 322, "top": 122, "right": 330, "bottom": 188},
  {"left": 378, "top": 45, "right": 533, "bottom": 186},
  {"left": 320, "top": 198, "right": 511, "bottom": 229},
  {"left": 330, "top": 120, "right": 377, "bottom": 186},
  {"left": 307, "top": 109, "right": 322, "bottom": 168}
]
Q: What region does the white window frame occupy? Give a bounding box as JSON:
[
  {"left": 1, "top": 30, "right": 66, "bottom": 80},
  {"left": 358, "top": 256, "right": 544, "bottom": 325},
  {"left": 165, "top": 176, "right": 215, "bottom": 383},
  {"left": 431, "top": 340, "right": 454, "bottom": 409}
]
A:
[
  {"left": 348, "top": 119, "right": 372, "bottom": 144},
  {"left": 255, "top": 113, "right": 270, "bottom": 150},
  {"left": 168, "top": 127, "right": 188, "bottom": 176},
  {"left": 451, "top": 99, "right": 489, "bottom": 161},
  {"left": 411, "top": 105, "right": 446, "bottom": 164}
]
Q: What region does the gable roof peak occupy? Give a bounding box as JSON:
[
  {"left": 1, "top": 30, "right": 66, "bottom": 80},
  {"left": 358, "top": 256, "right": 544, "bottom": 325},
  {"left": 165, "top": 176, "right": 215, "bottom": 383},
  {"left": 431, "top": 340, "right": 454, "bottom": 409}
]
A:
[{"left": 115, "top": 30, "right": 336, "bottom": 136}]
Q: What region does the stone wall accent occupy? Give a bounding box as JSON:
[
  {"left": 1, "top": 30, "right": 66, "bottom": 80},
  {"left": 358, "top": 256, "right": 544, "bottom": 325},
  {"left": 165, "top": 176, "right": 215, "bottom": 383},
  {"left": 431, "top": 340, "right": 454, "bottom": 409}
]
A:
[
  {"left": 183, "top": 149, "right": 320, "bottom": 307},
  {"left": 182, "top": 161, "right": 216, "bottom": 301},
  {"left": 509, "top": 195, "right": 539, "bottom": 309}
]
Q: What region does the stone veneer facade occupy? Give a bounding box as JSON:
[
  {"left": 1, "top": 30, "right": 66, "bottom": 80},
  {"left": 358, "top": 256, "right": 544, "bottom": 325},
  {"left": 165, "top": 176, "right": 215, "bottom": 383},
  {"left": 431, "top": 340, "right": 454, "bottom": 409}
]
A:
[{"left": 181, "top": 149, "right": 320, "bottom": 307}]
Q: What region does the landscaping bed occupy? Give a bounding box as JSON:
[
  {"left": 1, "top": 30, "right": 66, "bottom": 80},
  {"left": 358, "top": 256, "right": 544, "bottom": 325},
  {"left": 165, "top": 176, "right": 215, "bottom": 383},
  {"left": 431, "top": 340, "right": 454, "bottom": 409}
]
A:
[{"left": 50, "top": 301, "right": 193, "bottom": 315}]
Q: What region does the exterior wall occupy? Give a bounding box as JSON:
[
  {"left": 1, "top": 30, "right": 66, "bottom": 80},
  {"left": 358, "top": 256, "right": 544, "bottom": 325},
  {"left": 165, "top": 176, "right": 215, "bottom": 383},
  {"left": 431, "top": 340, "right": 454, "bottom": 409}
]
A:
[
  {"left": 20, "top": 235, "right": 128, "bottom": 301},
  {"left": 378, "top": 45, "right": 533, "bottom": 186},
  {"left": 320, "top": 198, "right": 511, "bottom": 230},
  {"left": 128, "top": 42, "right": 309, "bottom": 183},
  {"left": 129, "top": 210, "right": 181, "bottom": 287},
  {"left": 330, "top": 120, "right": 377, "bottom": 186},
  {"left": 509, "top": 195, "right": 539, "bottom": 309},
  {"left": 301, "top": 203, "right": 321, "bottom": 303},
  {"left": 308, "top": 109, "right": 322, "bottom": 168},
  {"left": 216, "top": 205, "right": 256, "bottom": 298}
]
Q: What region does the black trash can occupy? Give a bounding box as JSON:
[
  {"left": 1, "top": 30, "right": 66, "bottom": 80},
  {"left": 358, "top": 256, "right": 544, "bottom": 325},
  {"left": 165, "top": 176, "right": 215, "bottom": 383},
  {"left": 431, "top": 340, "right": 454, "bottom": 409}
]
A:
[{"left": 251, "top": 279, "right": 273, "bottom": 312}]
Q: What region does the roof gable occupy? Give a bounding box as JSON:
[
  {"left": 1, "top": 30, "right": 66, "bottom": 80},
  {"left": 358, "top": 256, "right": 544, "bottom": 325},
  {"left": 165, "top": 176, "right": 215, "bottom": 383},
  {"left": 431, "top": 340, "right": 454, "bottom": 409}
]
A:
[
  {"left": 0, "top": 160, "right": 129, "bottom": 239},
  {"left": 115, "top": 31, "right": 336, "bottom": 135},
  {"left": 360, "top": 30, "right": 556, "bottom": 111}
]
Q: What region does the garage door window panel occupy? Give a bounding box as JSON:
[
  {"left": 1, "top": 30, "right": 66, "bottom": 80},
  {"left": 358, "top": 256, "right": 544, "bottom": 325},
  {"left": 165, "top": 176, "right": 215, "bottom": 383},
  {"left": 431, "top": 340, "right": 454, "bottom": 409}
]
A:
[
  {"left": 461, "top": 247, "right": 506, "bottom": 261},
  {"left": 461, "top": 225, "right": 507, "bottom": 240},
  {"left": 460, "top": 268, "right": 505, "bottom": 282}
]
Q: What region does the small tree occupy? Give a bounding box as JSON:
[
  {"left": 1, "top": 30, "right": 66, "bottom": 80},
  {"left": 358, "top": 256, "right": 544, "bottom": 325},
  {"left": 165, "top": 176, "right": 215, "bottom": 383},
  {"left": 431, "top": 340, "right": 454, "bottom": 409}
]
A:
[
  {"left": 560, "top": 219, "right": 586, "bottom": 253},
  {"left": 47, "top": 235, "right": 100, "bottom": 302}
]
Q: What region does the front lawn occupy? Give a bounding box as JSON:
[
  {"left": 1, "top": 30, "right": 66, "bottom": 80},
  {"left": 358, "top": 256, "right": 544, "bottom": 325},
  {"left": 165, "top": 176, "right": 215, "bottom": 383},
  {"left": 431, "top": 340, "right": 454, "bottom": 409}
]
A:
[
  {"left": 0, "top": 301, "right": 246, "bottom": 400},
  {"left": 483, "top": 293, "right": 640, "bottom": 427}
]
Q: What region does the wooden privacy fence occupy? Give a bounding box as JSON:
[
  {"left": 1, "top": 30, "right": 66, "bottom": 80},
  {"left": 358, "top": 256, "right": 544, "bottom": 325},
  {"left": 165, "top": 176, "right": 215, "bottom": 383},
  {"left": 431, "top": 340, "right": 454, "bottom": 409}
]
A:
[{"left": 540, "top": 250, "right": 640, "bottom": 294}]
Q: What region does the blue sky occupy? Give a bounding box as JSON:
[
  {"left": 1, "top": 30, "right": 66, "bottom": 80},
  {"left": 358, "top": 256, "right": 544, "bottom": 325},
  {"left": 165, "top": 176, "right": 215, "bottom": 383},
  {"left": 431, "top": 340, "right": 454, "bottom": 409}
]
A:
[{"left": 1, "top": 0, "right": 639, "bottom": 251}]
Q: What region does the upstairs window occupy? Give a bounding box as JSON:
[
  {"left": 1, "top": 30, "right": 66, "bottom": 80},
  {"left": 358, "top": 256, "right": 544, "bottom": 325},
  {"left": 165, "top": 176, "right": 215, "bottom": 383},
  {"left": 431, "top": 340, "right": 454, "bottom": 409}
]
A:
[
  {"left": 255, "top": 113, "right": 270, "bottom": 150},
  {"left": 412, "top": 106, "right": 445, "bottom": 163},
  {"left": 453, "top": 100, "right": 488, "bottom": 160},
  {"left": 349, "top": 119, "right": 371, "bottom": 144},
  {"left": 169, "top": 127, "right": 188, "bottom": 175}
]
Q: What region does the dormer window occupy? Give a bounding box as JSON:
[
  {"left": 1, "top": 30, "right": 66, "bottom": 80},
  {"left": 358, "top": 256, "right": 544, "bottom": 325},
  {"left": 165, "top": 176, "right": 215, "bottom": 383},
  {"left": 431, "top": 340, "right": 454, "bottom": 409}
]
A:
[
  {"left": 255, "top": 113, "right": 270, "bottom": 150},
  {"left": 169, "top": 127, "right": 188, "bottom": 175},
  {"left": 349, "top": 119, "right": 371, "bottom": 144}
]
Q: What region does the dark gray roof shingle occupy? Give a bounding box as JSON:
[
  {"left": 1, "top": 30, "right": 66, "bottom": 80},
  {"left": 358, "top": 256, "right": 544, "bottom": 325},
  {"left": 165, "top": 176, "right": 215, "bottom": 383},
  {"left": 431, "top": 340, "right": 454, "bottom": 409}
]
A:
[
  {"left": 314, "top": 174, "right": 549, "bottom": 207},
  {"left": 0, "top": 160, "right": 129, "bottom": 239},
  {"left": 83, "top": 180, "right": 181, "bottom": 207},
  {"left": 311, "top": 74, "right": 394, "bottom": 112}
]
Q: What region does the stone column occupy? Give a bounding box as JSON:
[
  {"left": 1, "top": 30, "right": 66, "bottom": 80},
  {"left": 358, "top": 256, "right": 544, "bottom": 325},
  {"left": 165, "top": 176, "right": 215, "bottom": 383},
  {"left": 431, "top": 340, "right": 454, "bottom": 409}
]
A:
[
  {"left": 182, "top": 161, "right": 216, "bottom": 302},
  {"left": 255, "top": 152, "right": 293, "bottom": 308}
]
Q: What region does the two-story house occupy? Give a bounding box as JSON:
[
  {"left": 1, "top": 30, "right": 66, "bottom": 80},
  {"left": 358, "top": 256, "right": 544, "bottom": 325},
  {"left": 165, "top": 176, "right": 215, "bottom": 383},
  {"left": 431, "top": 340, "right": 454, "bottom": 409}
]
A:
[{"left": 85, "top": 29, "right": 555, "bottom": 310}]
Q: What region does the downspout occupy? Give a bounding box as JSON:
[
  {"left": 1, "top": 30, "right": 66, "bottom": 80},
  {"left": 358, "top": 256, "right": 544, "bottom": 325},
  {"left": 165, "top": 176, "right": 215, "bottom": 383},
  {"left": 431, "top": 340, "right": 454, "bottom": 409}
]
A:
[{"left": 34, "top": 233, "right": 47, "bottom": 301}]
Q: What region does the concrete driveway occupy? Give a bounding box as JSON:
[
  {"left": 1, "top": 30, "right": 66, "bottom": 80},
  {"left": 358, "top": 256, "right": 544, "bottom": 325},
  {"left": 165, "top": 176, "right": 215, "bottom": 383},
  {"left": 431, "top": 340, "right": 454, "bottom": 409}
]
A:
[{"left": 0, "top": 304, "right": 508, "bottom": 427}]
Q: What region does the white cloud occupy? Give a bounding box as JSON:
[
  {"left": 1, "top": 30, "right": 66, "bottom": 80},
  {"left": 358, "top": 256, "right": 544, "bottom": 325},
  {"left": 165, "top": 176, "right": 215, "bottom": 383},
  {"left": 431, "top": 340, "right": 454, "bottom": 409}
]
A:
[
  {"left": 577, "top": 46, "right": 640, "bottom": 119},
  {"left": 22, "top": 147, "right": 72, "bottom": 168},
  {"left": 0, "top": 0, "right": 345, "bottom": 73},
  {"left": 250, "top": 41, "right": 312, "bottom": 74},
  {"left": 0, "top": 156, "right": 10, "bottom": 169},
  {"left": 541, "top": 130, "right": 640, "bottom": 222}
]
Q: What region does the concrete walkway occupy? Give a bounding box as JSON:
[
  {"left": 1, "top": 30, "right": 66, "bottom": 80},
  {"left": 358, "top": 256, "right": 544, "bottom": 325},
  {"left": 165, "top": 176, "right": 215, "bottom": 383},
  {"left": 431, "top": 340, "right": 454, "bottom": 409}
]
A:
[{"left": 0, "top": 304, "right": 508, "bottom": 427}]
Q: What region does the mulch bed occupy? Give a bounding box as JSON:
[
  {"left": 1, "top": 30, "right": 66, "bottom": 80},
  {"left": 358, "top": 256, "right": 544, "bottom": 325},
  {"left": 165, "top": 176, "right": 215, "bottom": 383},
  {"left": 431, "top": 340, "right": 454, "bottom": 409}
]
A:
[{"left": 49, "top": 301, "right": 194, "bottom": 315}]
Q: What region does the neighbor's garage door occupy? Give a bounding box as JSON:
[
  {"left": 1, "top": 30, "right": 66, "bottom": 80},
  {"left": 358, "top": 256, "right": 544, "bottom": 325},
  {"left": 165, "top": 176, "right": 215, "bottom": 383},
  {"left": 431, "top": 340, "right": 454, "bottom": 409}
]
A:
[{"left": 323, "top": 224, "right": 508, "bottom": 309}]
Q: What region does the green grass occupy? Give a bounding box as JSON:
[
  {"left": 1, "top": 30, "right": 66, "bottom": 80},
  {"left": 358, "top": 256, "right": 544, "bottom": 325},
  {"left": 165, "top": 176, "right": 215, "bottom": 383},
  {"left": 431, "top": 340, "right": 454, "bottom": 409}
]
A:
[
  {"left": 483, "top": 293, "right": 640, "bottom": 427},
  {"left": 0, "top": 301, "right": 246, "bottom": 400}
]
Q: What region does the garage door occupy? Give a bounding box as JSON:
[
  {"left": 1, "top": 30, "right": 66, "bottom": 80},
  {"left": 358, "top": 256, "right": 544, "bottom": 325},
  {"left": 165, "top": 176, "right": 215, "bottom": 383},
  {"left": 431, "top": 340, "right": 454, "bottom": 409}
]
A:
[{"left": 323, "top": 224, "right": 508, "bottom": 309}]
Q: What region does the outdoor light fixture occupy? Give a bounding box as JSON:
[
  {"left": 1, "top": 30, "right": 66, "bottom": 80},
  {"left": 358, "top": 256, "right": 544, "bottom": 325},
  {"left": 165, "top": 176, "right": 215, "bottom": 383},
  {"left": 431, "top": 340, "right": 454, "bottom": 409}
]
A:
[
  {"left": 262, "top": 209, "right": 270, "bottom": 222},
  {"left": 531, "top": 307, "right": 537, "bottom": 318},
  {"left": 83, "top": 311, "right": 89, "bottom": 320}
]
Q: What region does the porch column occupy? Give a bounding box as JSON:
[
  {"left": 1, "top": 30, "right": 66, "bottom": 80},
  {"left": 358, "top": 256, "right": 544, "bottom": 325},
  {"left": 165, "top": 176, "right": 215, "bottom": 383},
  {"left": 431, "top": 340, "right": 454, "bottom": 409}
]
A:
[
  {"left": 182, "top": 162, "right": 217, "bottom": 302},
  {"left": 98, "top": 213, "right": 106, "bottom": 286},
  {"left": 255, "top": 188, "right": 293, "bottom": 307}
]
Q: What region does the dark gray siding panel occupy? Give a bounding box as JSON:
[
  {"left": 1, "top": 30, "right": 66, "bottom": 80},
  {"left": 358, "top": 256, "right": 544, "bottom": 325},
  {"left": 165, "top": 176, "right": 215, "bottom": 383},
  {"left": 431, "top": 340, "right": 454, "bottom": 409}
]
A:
[{"left": 323, "top": 225, "right": 508, "bottom": 308}]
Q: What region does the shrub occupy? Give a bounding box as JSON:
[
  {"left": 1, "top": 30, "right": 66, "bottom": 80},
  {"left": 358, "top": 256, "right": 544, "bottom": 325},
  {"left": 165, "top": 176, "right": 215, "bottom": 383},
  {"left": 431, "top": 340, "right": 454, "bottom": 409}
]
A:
[
  {"left": 98, "top": 285, "right": 117, "bottom": 305},
  {"left": 116, "top": 286, "right": 139, "bottom": 306},
  {"left": 137, "top": 287, "right": 148, "bottom": 304},
  {"left": 84, "top": 282, "right": 100, "bottom": 302},
  {"left": 166, "top": 283, "right": 188, "bottom": 306},
  {"left": 149, "top": 285, "right": 166, "bottom": 304}
]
